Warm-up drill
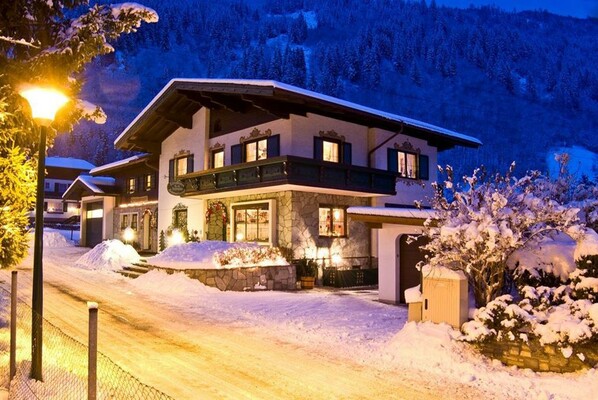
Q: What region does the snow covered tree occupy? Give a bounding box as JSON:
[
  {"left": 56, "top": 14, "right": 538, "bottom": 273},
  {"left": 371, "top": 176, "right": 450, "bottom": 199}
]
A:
[
  {"left": 0, "top": 0, "right": 157, "bottom": 267},
  {"left": 419, "top": 163, "right": 580, "bottom": 307}
]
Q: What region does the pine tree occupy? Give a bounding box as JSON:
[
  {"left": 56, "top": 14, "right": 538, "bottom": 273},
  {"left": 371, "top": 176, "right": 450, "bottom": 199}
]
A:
[{"left": 0, "top": 0, "right": 157, "bottom": 268}]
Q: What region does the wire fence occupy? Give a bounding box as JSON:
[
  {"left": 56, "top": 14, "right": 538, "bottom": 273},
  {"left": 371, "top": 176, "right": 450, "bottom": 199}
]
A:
[{"left": 0, "top": 285, "right": 174, "bottom": 399}]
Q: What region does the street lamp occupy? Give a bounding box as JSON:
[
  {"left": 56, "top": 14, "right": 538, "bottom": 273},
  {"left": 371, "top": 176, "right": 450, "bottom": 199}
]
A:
[{"left": 19, "top": 85, "right": 69, "bottom": 381}]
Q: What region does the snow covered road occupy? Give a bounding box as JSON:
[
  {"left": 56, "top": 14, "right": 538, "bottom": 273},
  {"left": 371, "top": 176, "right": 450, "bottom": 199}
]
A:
[{"left": 1, "top": 241, "right": 595, "bottom": 399}]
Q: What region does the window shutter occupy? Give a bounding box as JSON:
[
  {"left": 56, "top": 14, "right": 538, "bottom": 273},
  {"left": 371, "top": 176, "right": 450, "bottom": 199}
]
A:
[
  {"left": 387, "top": 148, "right": 398, "bottom": 172},
  {"left": 314, "top": 137, "right": 324, "bottom": 160},
  {"left": 231, "top": 144, "right": 242, "bottom": 165},
  {"left": 168, "top": 159, "right": 175, "bottom": 181},
  {"left": 63, "top": 202, "right": 68, "bottom": 212},
  {"left": 419, "top": 154, "right": 429, "bottom": 180},
  {"left": 187, "top": 154, "right": 194, "bottom": 174},
  {"left": 267, "top": 135, "right": 280, "bottom": 158},
  {"left": 342, "top": 142, "right": 352, "bottom": 165},
  {"left": 43, "top": 202, "right": 48, "bottom": 211}
]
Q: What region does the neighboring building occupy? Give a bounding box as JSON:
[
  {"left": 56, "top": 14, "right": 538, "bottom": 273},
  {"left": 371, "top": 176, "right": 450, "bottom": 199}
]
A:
[
  {"left": 63, "top": 154, "right": 159, "bottom": 250},
  {"left": 30, "top": 157, "right": 95, "bottom": 224},
  {"left": 108, "top": 79, "right": 480, "bottom": 279}
]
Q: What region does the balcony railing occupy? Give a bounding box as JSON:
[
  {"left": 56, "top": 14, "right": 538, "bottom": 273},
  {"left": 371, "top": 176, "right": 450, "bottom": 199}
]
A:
[{"left": 168, "top": 155, "right": 397, "bottom": 197}]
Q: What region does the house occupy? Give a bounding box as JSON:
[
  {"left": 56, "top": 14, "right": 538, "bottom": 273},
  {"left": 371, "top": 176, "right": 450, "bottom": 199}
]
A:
[
  {"left": 30, "top": 157, "right": 95, "bottom": 225},
  {"left": 63, "top": 154, "right": 159, "bottom": 250},
  {"left": 108, "top": 79, "right": 480, "bottom": 290}
]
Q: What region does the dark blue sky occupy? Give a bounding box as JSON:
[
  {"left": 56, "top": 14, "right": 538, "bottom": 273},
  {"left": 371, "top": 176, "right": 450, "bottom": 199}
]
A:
[{"left": 433, "top": 0, "right": 597, "bottom": 18}]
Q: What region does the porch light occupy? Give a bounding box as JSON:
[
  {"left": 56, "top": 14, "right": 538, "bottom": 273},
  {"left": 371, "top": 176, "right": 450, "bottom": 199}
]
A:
[
  {"left": 122, "top": 227, "right": 136, "bottom": 244},
  {"left": 169, "top": 229, "right": 185, "bottom": 246},
  {"left": 332, "top": 253, "right": 342, "bottom": 266},
  {"left": 235, "top": 232, "right": 244, "bottom": 241}
]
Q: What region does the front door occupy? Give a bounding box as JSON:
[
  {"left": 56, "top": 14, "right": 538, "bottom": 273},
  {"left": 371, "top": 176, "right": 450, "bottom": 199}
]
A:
[
  {"left": 397, "top": 234, "right": 429, "bottom": 303},
  {"left": 142, "top": 212, "right": 151, "bottom": 250}
]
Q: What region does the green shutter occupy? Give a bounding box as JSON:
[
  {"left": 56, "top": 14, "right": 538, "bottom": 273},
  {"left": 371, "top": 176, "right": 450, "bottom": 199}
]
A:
[
  {"left": 342, "top": 142, "right": 352, "bottom": 165},
  {"left": 314, "top": 137, "right": 324, "bottom": 160},
  {"left": 267, "top": 135, "right": 280, "bottom": 158},
  {"left": 187, "top": 154, "right": 194, "bottom": 174},
  {"left": 419, "top": 154, "right": 429, "bottom": 180},
  {"left": 231, "top": 144, "right": 242, "bottom": 164},
  {"left": 169, "top": 159, "right": 175, "bottom": 181},
  {"left": 387, "top": 148, "right": 398, "bottom": 172}
]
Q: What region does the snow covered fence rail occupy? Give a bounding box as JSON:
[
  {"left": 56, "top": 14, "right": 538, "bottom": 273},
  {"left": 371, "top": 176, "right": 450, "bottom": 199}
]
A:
[{"left": 0, "top": 286, "right": 173, "bottom": 399}]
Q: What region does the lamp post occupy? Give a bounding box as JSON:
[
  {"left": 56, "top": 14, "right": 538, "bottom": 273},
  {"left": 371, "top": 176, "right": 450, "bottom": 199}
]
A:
[{"left": 19, "top": 86, "right": 69, "bottom": 381}]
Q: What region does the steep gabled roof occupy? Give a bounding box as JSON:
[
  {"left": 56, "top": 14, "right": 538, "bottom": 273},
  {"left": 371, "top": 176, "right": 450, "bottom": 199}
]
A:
[
  {"left": 62, "top": 175, "right": 117, "bottom": 201},
  {"left": 89, "top": 153, "right": 155, "bottom": 176},
  {"left": 46, "top": 157, "right": 95, "bottom": 171},
  {"left": 114, "top": 79, "right": 482, "bottom": 152}
]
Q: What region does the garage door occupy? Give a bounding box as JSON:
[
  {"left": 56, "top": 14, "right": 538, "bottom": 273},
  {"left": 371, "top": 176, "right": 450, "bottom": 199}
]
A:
[
  {"left": 85, "top": 201, "right": 103, "bottom": 247},
  {"left": 398, "top": 235, "right": 429, "bottom": 303}
]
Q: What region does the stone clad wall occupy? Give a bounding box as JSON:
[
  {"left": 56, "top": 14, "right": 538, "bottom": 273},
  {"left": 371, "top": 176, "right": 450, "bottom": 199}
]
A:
[
  {"left": 147, "top": 264, "right": 296, "bottom": 291},
  {"left": 476, "top": 339, "right": 598, "bottom": 373}
]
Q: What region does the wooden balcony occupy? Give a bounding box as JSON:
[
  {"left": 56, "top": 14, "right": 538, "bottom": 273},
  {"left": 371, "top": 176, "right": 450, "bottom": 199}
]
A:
[{"left": 168, "top": 155, "right": 397, "bottom": 197}]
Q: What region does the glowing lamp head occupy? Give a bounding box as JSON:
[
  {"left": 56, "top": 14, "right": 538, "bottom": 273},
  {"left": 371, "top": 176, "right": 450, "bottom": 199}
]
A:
[
  {"left": 19, "top": 86, "right": 69, "bottom": 126},
  {"left": 331, "top": 253, "right": 342, "bottom": 265},
  {"left": 122, "top": 227, "right": 136, "bottom": 243},
  {"left": 168, "top": 229, "right": 185, "bottom": 247},
  {"left": 235, "top": 232, "right": 244, "bottom": 241}
]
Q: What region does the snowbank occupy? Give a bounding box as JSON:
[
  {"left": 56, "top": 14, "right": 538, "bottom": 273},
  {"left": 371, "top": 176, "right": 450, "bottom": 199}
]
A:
[
  {"left": 146, "top": 241, "right": 288, "bottom": 270},
  {"left": 28, "top": 229, "right": 74, "bottom": 248},
  {"left": 574, "top": 229, "right": 598, "bottom": 260},
  {"left": 130, "top": 270, "right": 218, "bottom": 295},
  {"left": 421, "top": 265, "right": 466, "bottom": 280},
  {"left": 404, "top": 284, "right": 422, "bottom": 303},
  {"left": 74, "top": 240, "right": 140, "bottom": 271}
]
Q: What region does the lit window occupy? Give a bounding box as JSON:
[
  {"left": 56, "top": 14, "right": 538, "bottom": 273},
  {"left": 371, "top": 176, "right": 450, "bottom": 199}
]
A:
[
  {"left": 176, "top": 157, "right": 188, "bottom": 177},
  {"left": 128, "top": 177, "right": 136, "bottom": 194},
  {"left": 212, "top": 149, "right": 224, "bottom": 168},
  {"left": 145, "top": 174, "right": 153, "bottom": 191},
  {"left": 120, "top": 213, "right": 138, "bottom": 230},
  {"left": 121, "top": 214, "right": 129, "bottom": 229},
  {"left": 86, "top": 209, "right": 103, "bottom": 219},
  {"left": 233, "top": 203, "right": 270, "bottom": 242},
  {"left": 319, "top": 206, "right": 346, "bottom": 237},
  {"left": 245, "top": 139, "right": 268, "bottom": 162},
  {"left": 397, "top": 151, "right": 417, "bottom": 179},
  {"left": 322, "top": 140, "right": 339, "bottom": 163},
  {"left": 174, "top": 208, "right": 188, "bottom": 229},
  {"left": 131, "top": 213, "right": 138, "bottom": 230}
]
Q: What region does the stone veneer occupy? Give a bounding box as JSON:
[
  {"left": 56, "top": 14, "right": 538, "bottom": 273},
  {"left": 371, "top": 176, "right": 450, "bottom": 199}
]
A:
[
  {"left": 475, "top": 339, "right": 598, "bottom": 373},
  {"left": 206, "top": 190, "right": 371, "bottom": 260},
  {"left": 113, "top": 206, "right": 158, "bottom": 253},
  {"left": 146, "top": 264, "right": 296, "bottom": 291}
]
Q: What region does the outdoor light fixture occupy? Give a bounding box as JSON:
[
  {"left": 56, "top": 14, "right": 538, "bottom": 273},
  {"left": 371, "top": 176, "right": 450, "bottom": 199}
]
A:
[
  {"left": 169, "top": 229, "right": 185, "bottom": 246},
  {"left": 331, "top": 253, "right": 342, "bottom": 266},
  {"left": 19, "top": 84, "right": 69, "bottom": 381},
  {"left": 122, "top": 227, "right": 136, "bottom": 244}
]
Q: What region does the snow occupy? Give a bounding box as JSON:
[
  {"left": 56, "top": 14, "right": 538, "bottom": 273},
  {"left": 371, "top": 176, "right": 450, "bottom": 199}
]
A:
[
  {"left": 28, "top": 229, "right": 75, "bottom": 247},
  {"left": 547, "top": 145, "right": 597, "bottom": 181},
  {"left": 573, "top": 228, "right": 598, "bottom": 260},
  {"left": 347, "top": 206, "right": 436, "bottom": 220},
  {"left": 63, "top": 175, "right": 115, "bottom": 197},
  {"left": 1, "top": 245, "right": 596, "bottom": 400},
  {"left": 45, "top": 156, "right": 94, "bottom": 170},
  {"left": 508, "top": 234, "right": 577, "bottom": 281},
  {"left": 289, "top": 11, "right": 318, "bottom": 29},
  {"left": 111, "top": 3, "right": 159, "bottom": 23},
  {"left": 89, "top": 154, "right": 149, "bottom": 175},
  {"left": 421, "top": 264, "right": 466, "bottom": 280},
  {"left": 78, "top": 99, "right": 107, "bottom": 124},
  {"left": 74, "top": 239, "right": 140, "bottom": 271},
  {"left": 404, "top": 284, "right": 422, "bottom": 303},
  {"left": 145, "top": 241, "right": 288, "bottom": 269},
  {"left": 114, "top": 79, "right": 482, "bottom": 148}
]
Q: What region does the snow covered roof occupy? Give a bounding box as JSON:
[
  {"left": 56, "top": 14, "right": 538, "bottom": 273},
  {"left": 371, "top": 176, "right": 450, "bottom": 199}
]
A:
[
  {"left": 114, "top": 79, "right": 482, "bottom": 152},
  {"left": 46, "top": 157, "right": 95, "bottom": 171},
  {"left": 347, "top": 206, "right": 437, "bottom": 225},
  {"left": 89, "top": 153, "right": 152, "bottom": 176},
  {"left": 62, "top": 175, "right": 117, "bottom": 200}
]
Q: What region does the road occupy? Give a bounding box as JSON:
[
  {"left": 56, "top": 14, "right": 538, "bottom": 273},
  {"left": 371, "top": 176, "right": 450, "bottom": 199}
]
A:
[{"left": 0, "top": 247, "right": 496, "bottom": 400}]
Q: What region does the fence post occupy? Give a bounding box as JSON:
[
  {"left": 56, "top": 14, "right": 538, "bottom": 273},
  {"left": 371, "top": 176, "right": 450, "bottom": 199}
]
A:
[
  {"left": 10, "top": 271, "right": 17, "bottom": 381},
  {"left": 88, "top": 302, "right": 98, "bottom": 400}
]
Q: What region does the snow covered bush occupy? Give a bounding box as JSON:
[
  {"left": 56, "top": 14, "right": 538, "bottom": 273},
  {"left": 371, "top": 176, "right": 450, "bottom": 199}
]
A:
[
  {"left": 419, "top": 163, "right": 579, "bottom": 307},
  {"left": 214, "top": 246, "right": 289, "bottom": 268}
]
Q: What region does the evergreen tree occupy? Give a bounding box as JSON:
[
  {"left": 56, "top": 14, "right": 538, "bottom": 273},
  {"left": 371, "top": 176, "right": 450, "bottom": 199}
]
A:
[{"left": 0, "top": 0, "right": 157, "bottom": 267}]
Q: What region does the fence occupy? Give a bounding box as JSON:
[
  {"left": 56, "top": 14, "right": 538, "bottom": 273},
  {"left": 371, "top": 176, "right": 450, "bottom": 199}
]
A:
[{"left": 0, "top": 276, "right": 174, "bottom": 399}]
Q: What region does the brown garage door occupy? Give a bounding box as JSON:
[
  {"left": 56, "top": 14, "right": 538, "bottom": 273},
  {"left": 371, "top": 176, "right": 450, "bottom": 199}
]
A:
[{"left": 398, "top": 235, "right": 429, "bottom": 303}]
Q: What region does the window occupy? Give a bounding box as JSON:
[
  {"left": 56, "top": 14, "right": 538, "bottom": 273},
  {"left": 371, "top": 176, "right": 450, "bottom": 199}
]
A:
[
  {"left": 45, "top": 199, "right": 63, "bottom": 213},
  {"left": 212, "top": 149, "right": 224, "bottom": 169},
  {"left": 128, "top": 177, "right": 136, "bottom": 194},
  {"left": 169, "top": 154, "right": 194, "bottom": 181},
  {"left": 233, "top": 203, "right": 270, "bottom": 243},
  {"left": 322, "top": 140, "right": 340, "bottom": 163},
  {"left": 387, "top": 149, "right": 429, "bottom": 180},
  {"left": 144, "top": 174, "right": 153, "bottom": 191},
  {"left": 319, "top": 206, "right": 346, "bottom": 237},
  {"left": 44, "top": 182, "right": 51, "bottom": 191},
  {"left": 314, "top": 137, "right": 351, "bottom": 165},
  {"left": 231, "top": 135, "right": 280, "bottom": 165},
  {"left": 174, "top": 208, "right": 188, "bottom": 229},
  {"left": 56, "top": 183, "right": 69, "bottom": 193},
  {"left": 245, "top": 138, "right": 268, "bottom": 162},
  {"left": 120, "top": 213, "right": 138, "bottom": 230}
]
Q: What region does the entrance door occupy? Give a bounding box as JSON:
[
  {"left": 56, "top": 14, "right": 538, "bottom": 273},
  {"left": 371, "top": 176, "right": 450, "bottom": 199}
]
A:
[
  {"left": 142, "top": 212, "right": 151, "bottom": 250},
  {"left": 396, "top": 234, "right": 429, "bottom": 303},
  {"left": 85, "top": 201, "right": 103, "bottom": 247}
]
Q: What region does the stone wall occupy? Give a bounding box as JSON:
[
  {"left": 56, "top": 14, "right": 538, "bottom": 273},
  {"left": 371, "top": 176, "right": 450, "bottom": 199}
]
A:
[
  {"left": 113, "top": 206, "right": 158, "bottom": 253},
  {"left": 146, "top": 264, "right": 296, "bottom": 291},
  {"left": 476, "top": 339, "right": 598, "bottom": 373}
]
